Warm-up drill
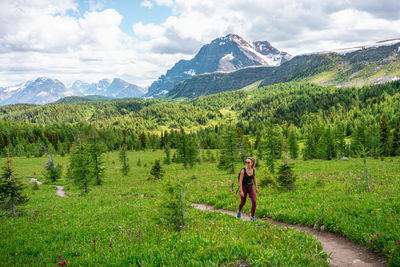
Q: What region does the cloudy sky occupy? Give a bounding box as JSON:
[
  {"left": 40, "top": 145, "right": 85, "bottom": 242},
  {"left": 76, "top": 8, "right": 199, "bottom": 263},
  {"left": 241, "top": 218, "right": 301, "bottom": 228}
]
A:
[{"left": 1, "top": 0, "right": 399, "bottom": 88}]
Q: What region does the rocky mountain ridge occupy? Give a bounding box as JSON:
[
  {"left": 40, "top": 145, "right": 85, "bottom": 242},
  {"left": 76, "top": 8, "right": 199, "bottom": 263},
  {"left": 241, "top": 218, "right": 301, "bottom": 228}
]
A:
[
  {"left": 0, "top": 77, "right": 145, "bottom": 105},
  {"left": 146, "top": 34, "right": 291, "bottom": 97},
  {"left": 167, "top": 40, "right": 400, "bottom": 98}
]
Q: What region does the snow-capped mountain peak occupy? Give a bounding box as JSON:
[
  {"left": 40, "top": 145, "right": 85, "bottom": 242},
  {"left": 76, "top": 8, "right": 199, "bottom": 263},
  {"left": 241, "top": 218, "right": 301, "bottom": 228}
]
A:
[
  {"left": 0, "top": 77, "right": 75, "bottom": 105},
  {"left": 146, "top": 33, "right": 292, "bottom": 97}
]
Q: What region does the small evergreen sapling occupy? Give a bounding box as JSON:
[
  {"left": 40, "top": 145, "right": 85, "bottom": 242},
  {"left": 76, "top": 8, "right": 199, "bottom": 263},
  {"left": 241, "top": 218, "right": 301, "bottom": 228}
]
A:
[
  {"left": 0, "top": 151, "right": 29, "bottom": 216},
  {"left": 276, "top": 162, "right": 297, "bottom": 190},
  {"left": 119, "top": 143, "right": 130, "bottom": 176},
  {"left": 150, "top": 160, "right": 164, "bottom": 180},
  {"left": 160, "top": 177, "right": 186, "bottom": 231}
]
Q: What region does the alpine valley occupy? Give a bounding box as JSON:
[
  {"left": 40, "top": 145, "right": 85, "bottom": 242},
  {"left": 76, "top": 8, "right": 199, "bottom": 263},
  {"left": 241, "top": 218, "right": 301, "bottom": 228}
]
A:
[{"left": 1, "top": 34, "right": 400, "bottom": 267}]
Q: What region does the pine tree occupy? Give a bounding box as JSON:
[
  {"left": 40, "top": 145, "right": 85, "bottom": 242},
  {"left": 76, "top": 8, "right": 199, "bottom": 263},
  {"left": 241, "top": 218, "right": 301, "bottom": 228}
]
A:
[
  {"left": 335, "top": 123, "right": 346, "bottom": 158},
  {"left": 176, "top": 128, "right": 189, "bottom": 168},
  {"left": 186, "top": 137, "right": 199, "bottom": 168},
  {"left": 88, "top": 130, "right": 106, "bottom": 185},
  {"left": 43, "top": 154, "right": 62, "bottom": 182},
  {"left": 139, "top": 132, "right": 147, "bottom": 150},
  {"left": 323, "top": 126, "right": 336, "bottom": 160},
  {"left": 260, "top": 125, "right": 281, "bottom": 173},
  {"left": 218, "top": 125, "right": 239, "bottom": 173},
  {"left": 70, "top": 135, "right": 91, "bottom": 193},
  {"left": 379, "top": 114, "right": 392, "bottom": 157},
  {"left": 288, "top": 127, "right": 299, "bottom": 160},
  {"left": 276, "top": 162, "right": 297, "bottom": 191},
  {"left": 119, "top": 143, "right": 130, "bottom": 176},
  {"left": 150, "top": 160, "right": 164, "bottom": 180},
  {"left": 163, "top": 145, "right": 171, "bottom": 165},
  {"left": 392, "top": 120, "right": 400, "bottom": 156},
  {"left": 0, "top": 151, "right": 29, "bottom": 216}
]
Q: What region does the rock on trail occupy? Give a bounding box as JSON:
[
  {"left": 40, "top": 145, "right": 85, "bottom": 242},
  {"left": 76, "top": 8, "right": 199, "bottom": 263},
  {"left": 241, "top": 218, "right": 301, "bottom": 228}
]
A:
[{"left": 56, "top": 186, "right": 68, "bottom": 197}]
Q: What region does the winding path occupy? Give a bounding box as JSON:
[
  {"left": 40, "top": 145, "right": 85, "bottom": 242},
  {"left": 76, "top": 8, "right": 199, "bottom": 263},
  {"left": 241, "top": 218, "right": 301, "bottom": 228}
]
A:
[
  {"left": 192, "top": 203, "right": 387, "bottom": 267},
  {"left": 29, "top": 178, "right": 68, "bottom": 197}
]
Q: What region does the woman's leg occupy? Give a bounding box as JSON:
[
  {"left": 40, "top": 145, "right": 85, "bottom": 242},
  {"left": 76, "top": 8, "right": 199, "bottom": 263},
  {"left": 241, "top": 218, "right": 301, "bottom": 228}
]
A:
[
  {"left": 249, "top": 186, "right": 257, "bottom": 217},
  {"left": 238, "top": 186, "right": 248, "bottom": 212}
]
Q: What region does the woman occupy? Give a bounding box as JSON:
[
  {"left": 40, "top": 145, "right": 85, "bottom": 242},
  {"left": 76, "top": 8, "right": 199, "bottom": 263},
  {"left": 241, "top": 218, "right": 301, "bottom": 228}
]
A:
[{"left": 237, "top": 157, "right": 259, "bottom": 221}]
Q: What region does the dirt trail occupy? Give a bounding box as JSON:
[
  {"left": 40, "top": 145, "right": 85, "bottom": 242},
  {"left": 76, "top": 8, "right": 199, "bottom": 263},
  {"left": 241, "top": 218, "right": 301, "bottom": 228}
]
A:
[
  {"left": 29, "top": 178, "right": 42, "bottom": 185},
  {"left": 192, "top": 203, "right": 387, "bottom": 267},
  {"left": 29, "top": 178, "right": 68, "bottom": 197}
]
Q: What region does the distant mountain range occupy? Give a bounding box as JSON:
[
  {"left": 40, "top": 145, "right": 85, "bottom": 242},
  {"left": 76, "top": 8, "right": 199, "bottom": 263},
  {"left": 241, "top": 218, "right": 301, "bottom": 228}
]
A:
[
  {"left": 145, "top": 33, "right": 292, "bottom": 97},
  {"left": 0, "top": 77, "right": 76, "bottom": 105},
  {"left": 1, "top": 34, "right": 399, "bottom": 105},
  {"left": 0, "top": 77, "right": 145, "bottom": 106},
  {"left": 70, "top": 78, "right": 146, "bottom": 98}
]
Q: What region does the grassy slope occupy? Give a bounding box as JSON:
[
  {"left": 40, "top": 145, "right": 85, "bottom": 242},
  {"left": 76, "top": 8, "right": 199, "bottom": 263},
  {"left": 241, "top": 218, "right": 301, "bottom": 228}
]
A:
[
  {"left": 306, "top": 57, "right": 400, "bottom": 87},
  {"left": 0, "top": 152, "right": 327, "bottom": 266}
]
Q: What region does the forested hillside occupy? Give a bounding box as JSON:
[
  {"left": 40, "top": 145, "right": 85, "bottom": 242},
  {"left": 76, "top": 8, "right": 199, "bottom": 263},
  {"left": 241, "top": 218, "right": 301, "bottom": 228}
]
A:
[{"left": 1, "top": 81, "right": 400, "bottom": 160}]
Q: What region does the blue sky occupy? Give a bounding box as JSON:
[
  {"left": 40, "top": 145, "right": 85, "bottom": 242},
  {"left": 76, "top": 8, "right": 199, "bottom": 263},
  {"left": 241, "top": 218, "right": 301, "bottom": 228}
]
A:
[
  {"left": 74, "top": 0, "right": 173, "bottom": 35},
  {"left": 0, "top": 0, "right": 399, "bottom": 88}
]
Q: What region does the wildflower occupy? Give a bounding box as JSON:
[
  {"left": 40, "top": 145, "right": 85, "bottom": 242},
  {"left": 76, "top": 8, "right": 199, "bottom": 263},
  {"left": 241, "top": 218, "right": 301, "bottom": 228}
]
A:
[
  {"left": 93, "top": 239, "right": 96, "bottom": 244},
  {"left": 58, "top": 255, "right": 62, "bottom": 259},
  {"left": 395, "top": 243, "right": 398, "bottom": 245},
  {"left": 376, "top": 233, "right": 380, "bottom": 237},
  {"left": 136, "top": 230, "right": 142, "bottom": 237},
  {"left": 109, "top": 243, "right": 113, "bottom": 247},
  {"left": 369, "top": 239, "right": 373, "bottom": 243}
]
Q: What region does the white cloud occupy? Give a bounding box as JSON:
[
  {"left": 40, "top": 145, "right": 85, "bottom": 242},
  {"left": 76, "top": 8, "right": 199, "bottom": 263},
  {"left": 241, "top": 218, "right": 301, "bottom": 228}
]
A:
[
  {"left": 88, "top": 0, "right": 105, "bottom": 11},
  {"left": 140, "top": 0, "right": 153, "bottom": 9},
  {"left": 154, "top": 0, "right": 174, "bottom": 7},
  {"left": 137, "top": 0, "right": 400, "bottom": 56},
  {"left": 1, "top": 0, "right": 400, "bottom": 88}
]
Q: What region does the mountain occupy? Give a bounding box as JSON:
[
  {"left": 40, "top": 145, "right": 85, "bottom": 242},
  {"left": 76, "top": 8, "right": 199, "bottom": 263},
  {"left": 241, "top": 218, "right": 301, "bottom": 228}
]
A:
[
  {"left": 166, "top": 40, "right": 400, "bottom": 98},
  {"left": 168, "top": 66, "right": 272, "bottom": 98},
  {"left": 0, "top": 77, "right": 76, "bottom": 105},
  {"left": 70, "top": 78, "right": 146, "bottom": 98},
  {"left": 259, "top": 40, "right": 400, "bottom": 87},
  {"left": 146, "top": 34, "right": 291, "bottom": 97}
]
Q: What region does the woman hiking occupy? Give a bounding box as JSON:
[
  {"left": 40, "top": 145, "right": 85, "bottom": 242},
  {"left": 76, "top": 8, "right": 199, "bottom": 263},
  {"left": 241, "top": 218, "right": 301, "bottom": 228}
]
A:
[{"left": 237, "top": 157, "right": 259, "bottom": 221}]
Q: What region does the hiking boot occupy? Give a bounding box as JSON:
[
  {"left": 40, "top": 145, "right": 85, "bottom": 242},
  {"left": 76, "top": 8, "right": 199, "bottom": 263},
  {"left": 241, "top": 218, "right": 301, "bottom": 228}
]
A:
[
  {"left": 237, "top": 211, "right": 241, "bottom": 218},
  {"left": 251, "top": 217, "right": 256, "bottom": 221}
]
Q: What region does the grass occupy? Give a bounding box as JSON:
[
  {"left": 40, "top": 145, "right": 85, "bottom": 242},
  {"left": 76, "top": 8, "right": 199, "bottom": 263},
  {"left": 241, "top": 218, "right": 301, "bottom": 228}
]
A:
[
  {"left": 187, "top": 156, "right": 400, "bottom": 266},
  {"left": 240, "top": 80, "right": 263, "bottom": 92},
  {"left": 0, "top": 151, "right": 329, "bottom": 266}
]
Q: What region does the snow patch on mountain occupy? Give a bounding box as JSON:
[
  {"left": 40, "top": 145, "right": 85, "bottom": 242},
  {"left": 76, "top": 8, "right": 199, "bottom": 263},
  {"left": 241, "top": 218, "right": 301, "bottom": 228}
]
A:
[
  {"left": 221, "top": 53, "right": 234, "bottom": 61},
  {"left": 330, "top": 39, "right": 400, "bottom": 55},
  {"left": 36, "top": 91, "right": 49, "bottom": 97},
  {"left": 184, "top": 69, "right": 196, "bottom": 76}
]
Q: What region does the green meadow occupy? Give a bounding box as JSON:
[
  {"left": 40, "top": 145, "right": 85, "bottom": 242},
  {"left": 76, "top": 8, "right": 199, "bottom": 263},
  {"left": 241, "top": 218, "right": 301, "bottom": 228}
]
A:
[{"left": 0, "top": 151, "right": 399, "bottom": 266}]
